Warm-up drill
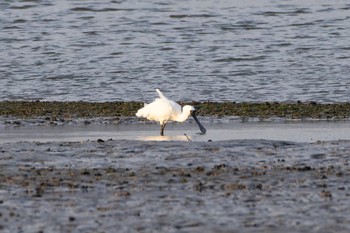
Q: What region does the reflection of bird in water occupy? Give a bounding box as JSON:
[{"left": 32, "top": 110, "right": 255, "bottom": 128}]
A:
[{"left": 136, "top": 89, "right": 207, "bottom": 136}]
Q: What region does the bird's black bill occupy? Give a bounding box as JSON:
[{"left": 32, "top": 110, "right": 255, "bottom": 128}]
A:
[{"left": 191, "top": 111, "right": 207, "bottom": 134}]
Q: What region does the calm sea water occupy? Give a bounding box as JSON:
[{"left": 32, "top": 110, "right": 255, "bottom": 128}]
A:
[{"left": 1, "top": 0, "right": 350, "bottom": 103}]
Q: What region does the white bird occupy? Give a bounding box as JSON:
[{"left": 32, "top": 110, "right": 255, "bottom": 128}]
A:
[{"left": 136, "top": 89, "right": 207, "bottom": 136}]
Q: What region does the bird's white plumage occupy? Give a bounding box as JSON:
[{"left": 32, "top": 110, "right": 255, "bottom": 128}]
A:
[
  {"left": 136, "top": 89, "right": 206, "bottom": 136},
  {"left": 136, "top": 89, "right": 194, "bottom": 125}
]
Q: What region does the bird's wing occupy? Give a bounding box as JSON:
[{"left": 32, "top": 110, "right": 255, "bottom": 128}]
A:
[
  {"left": 156, "top": 89, "right": 167, "bottom": 100},
  {"left": 136, "top": 98, "right": 173, "bottom": 122},
  {"left": 136, "top": 89, "right": 182, "bottom": 123},
  {"left": 156, "top": 89, "right": 181, "bottom": 112}
]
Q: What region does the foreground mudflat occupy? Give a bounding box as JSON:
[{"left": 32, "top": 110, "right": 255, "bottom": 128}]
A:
[{"left": 1, "top": 139, "right": 350, "bottom": 232}]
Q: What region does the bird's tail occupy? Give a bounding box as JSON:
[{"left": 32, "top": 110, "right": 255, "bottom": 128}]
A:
[
  {"left": 135, "top": 103, "right": 148, "bottom": 117},
  {"left": 135, "top": 109, "right": 142, "bottom": 117}
]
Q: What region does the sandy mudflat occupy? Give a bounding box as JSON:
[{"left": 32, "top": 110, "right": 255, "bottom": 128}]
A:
[
  {"left": 1, "top": 106, "right": 350, "bottom": 232},
  {"left": 1, "top": 133, "right": 350, "bottom": 232}
]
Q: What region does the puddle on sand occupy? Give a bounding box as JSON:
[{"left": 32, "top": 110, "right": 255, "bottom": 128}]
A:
[{"left": 1, "top": 121, "right": 350, "bottom": 143}]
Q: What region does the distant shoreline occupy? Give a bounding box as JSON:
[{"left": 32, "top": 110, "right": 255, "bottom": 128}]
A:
[{"left": 1, "top": 101, "right": 350, "bottom": 119}]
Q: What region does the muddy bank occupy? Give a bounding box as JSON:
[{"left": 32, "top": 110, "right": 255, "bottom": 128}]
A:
[
  {"left": 1, "top": 101, "right": 350, "bottom": 232},
  {"left": 1, "top": 101, "right": 350, "bottom": 120},
  {"left": 1, "top": 139, "right": 350, "bottom": 232}
]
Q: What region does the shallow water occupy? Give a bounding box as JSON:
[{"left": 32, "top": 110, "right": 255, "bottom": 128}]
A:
[
  {"left": 1, "top": 0, "right": 350, "bottom": 102},
  {"left": 1, "top": 121, "right": 350, "bottom": 143}
]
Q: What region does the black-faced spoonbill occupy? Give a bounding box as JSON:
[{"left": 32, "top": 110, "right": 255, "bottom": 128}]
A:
[{"left": 136, "top": 89, "right": 207, "bottom": 136}]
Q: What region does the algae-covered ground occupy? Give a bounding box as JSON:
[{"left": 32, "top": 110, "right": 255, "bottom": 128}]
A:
[{"left": 1, "top": 101, "right": 350, "bottom": 119}]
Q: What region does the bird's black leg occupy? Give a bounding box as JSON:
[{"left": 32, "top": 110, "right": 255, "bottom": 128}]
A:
[{"left": 160, "top": 122, "right": 167, "bottom": 136}]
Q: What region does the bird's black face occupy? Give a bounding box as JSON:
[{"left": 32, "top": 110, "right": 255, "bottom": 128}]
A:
[{"left": 190, "top": 110, "right": 207, "bottom": 134}]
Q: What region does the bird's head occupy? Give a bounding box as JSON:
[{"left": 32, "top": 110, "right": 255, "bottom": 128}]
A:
[
  {"left": 182, "top": 105, "right": 206, "bottom": 134},
  {"left": 182, "top": 105, "right": 196, "bottom": 116}
]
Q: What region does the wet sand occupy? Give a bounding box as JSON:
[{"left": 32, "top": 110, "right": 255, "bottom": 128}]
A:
[
  {"left": 1, "top": 101, "right": 350, "bottom": 232},
  {"left": 1, "top": 119, "right": 350, "bottom": 232}
]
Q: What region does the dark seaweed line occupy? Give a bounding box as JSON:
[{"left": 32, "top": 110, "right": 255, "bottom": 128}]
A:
[{"left": 0, "top": 101, "right": 350, "bottom": 119}]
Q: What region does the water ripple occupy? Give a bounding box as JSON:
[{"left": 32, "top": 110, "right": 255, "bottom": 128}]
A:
[
  {"left": 1, "top": 0, "right": 350, "bottom": 103},
  {"left": 70, "top": 7, "right": 134, "bottom": 12}
]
